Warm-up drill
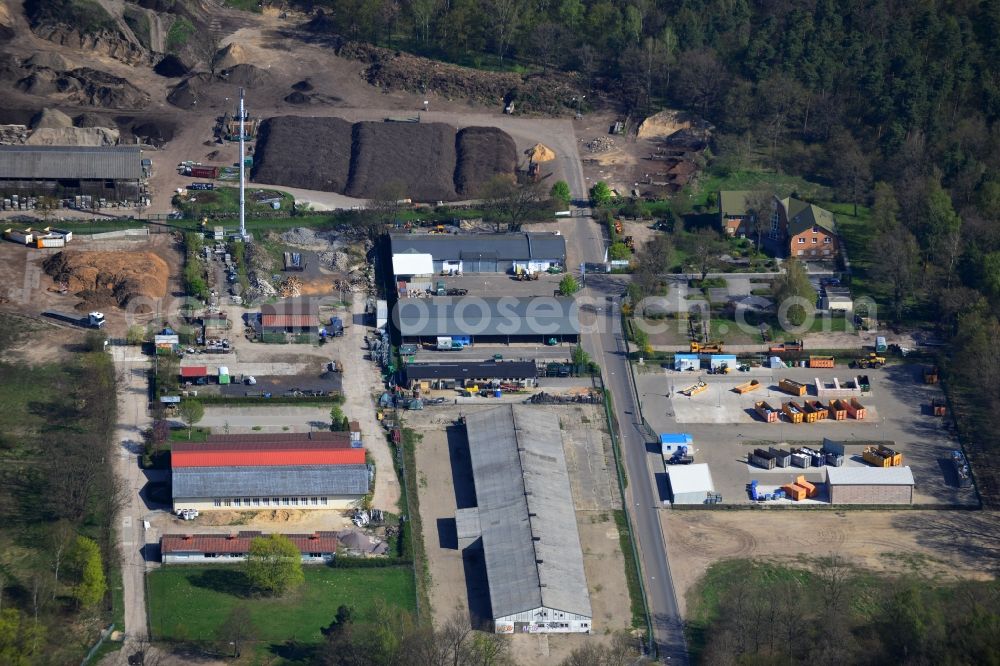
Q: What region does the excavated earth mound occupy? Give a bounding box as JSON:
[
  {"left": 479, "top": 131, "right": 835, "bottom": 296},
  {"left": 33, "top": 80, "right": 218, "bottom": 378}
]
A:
[
  {"left": 345, "top": 121, "right": 458, "bottom": 201},
  {"left": 252, "top": 116, "right": 353, "bottom": 192},
  {"left": 253, "top": 116, "right": 516, "bottom": 201},
  {"left": 455, "top": 126, "right": 518, "bottom": 196},
  {"left": 43, "top": 250, "right": 168, "bottom": 311}
]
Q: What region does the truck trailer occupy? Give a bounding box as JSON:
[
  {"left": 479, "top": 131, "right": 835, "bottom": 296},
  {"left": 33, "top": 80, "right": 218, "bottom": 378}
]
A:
[{"left": 42, "top": 310, "right": 105, "bottom": 329}]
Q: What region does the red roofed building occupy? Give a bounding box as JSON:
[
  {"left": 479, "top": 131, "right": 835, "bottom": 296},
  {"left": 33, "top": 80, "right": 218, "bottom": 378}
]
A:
[
  {"left": 161, "top": 531, "right": 339, "bottom": 564},
  {"left": 171, "top": 441, "right": 366, "bottom": 468},
  {"left": 179, "top": 366, "right": 208, "bottom": 379},
  {"left": 260, "top": 301, "right": 319, "bottom": 343}
]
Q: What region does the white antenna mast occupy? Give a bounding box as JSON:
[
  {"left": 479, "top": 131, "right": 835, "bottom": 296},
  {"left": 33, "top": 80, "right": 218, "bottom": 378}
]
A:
[{"left": 238, "top": 87, "right": 247, "bottom": 241}]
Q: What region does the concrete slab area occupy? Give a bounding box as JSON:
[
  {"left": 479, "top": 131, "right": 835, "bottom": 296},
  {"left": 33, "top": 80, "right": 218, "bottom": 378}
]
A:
[{"left": 636, "top": 363, "right": 978, "bottom": 507}]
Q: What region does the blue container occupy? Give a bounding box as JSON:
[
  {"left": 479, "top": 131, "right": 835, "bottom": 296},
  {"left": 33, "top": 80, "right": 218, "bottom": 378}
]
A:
[{"left": 494, "top": 389, "right": 502, "bottom": 398}]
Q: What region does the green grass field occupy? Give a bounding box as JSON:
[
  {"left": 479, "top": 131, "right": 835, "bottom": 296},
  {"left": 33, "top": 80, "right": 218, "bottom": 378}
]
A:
[{"left": 147, "top": 565, "right": 415, "bottom": 644}]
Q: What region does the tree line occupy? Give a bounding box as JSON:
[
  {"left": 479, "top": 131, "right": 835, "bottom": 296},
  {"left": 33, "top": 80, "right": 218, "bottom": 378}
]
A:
[
  {"left": 0, "top": 333, "right": 123, "bottom": 663},
  {"left": 692, "top": 559, "right": 1000, "bottom": 666}
]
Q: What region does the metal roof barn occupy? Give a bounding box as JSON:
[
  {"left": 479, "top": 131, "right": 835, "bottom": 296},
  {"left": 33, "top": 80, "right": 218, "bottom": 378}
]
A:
[
  {"left": 171, "top": 441, "right": 366, "bottom": 467},
  {"left": 462, "top": 405, "right": 592, "bottom": 632},
  {"left": 171, "top": 464, "right": 370, "bottom": 498},
  {"left": 0, "top": 145, "right": 143, "bottom": 180}
]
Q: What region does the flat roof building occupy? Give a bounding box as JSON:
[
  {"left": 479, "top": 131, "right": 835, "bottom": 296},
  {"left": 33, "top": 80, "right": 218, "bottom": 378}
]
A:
[
  {"left": 459, "top": 405, "right": 592, "bottom": 634},
  {"left": 395, "top": 296, "right": 580, "bottom": 344},
  {"left": 826, "top": 466, "right": 915, "bottom": 505},
  {"left": 0, "top": 145, "right": 144, "bottom": 202},
  {"left": 666, "top": 463, "right": 717, "bottom": 505},
  {"left": 390, "top": 232, "right": 566, "bottom": 276}
]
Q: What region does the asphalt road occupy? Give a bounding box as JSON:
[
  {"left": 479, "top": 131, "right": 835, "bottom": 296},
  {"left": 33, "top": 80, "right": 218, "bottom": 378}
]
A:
[{"left": 560, "top": 183, "right": 688, "bottom": 658}]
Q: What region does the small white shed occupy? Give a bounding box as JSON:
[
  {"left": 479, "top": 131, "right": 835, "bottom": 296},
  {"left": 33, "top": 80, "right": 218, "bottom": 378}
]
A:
[{"left": 667, "top": 463, "right": 716, "bottom": 505}]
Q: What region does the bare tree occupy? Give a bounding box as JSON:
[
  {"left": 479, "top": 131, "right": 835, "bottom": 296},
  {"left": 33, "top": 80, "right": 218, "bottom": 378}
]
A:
[
  {"left": 478, "top": 176, "right": 543, "bottom": 232},
  {"left": 49, "top": 519, "right": 77, "bottom": 598},
  {"left": 743, "top": 190, "right": 775, "bottom": 254}
]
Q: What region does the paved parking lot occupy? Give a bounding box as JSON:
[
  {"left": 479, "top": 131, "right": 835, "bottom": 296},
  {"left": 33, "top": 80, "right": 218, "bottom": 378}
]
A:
[
  {"left": 426, "top": 272, "right": 565, "bottom": 298},
  {"left": 635, "top": 363, "right": 978, "bottom": 506}
]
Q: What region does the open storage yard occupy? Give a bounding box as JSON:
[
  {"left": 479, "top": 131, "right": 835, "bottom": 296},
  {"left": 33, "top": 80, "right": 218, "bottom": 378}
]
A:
[
  {"left": 406, "top": 403, "right": 633, "bottom": 665},
  {"left": 636, "top": 363, "right": 978, "bottom": 506}
]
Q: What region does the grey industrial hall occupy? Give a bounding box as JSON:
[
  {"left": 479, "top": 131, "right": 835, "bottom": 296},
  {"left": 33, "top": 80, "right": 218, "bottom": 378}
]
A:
[
  {"left": 390, "top": 232, "right": 566, "bottom": 277},
  {"left": 456, "top": 405, "right": 592, "bottom": 633},
  {"left": 0, "top": 145, "right": 144, "bottom": 202}
]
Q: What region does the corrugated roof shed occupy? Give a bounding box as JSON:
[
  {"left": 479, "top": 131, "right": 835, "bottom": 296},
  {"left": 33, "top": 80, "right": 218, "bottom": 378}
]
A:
[
  {"left": 465, "top": 405, "right": 592, "bottom": 620},
  {"left": 0, "top": 145, "right": 143, "bottom": 180},
  {"left": 260, "top": 301, "right": 319, "bottom": 328},
  {"left": 161, "top": 531, "right": 339, "bottom": 554},
  {"left": 179, "top": 366, "right": 208, "bottom": 378},
  {"left": 171, "top": 464, "right": 370, "bottom": 498},
  {"left": 404, "top": 361, "right": 537, "bottom": 381},
  {"left": 390, "top": 233, "right": 566, "bottom": 262},
  {"left": 396, "top": 297, "right": 580, "bottom": 337},
  {"left": 171, "top": 442, "right": 365, "bottom": 468},
  {"left": 827, "top": 466, "right": 915, "bottom": 486}
]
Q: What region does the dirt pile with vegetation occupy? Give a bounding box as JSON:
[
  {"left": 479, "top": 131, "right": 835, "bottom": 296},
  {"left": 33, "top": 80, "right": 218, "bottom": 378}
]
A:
[
  {"left": 43, "top": 250, "right": 169, "bottom": 311},
  {"left": 336, "top": 41, "right": 580, "bottom": 115}
]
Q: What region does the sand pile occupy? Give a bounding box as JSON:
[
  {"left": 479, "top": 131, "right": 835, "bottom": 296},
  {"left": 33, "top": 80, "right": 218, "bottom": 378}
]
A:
[
  {"left": 637, "top": 109, "right": 690, "bottom": 139},
  {"left": 25, "top": 127, "right": 119, "bottom": 146},
  {"left": 43, "top": 250, "right": 169, "bottom": 311},
  {"left": 31, "top": 108, "right": 73, "bottom": 129},
  {"left": 213, "top": 42, "right": 249, "bottom": 70},
  {"left": 526, "top": 142, "right": 556, "bottom": 162}
]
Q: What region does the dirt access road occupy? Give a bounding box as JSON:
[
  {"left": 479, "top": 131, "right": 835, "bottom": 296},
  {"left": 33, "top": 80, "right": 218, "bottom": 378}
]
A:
[{"left": 663, "top": 509, "right": 1000, "bottom": 617}]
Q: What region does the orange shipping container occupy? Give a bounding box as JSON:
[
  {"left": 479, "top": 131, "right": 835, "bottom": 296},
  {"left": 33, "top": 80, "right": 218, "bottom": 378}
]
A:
[
  {"left": 795, "top": 475, "right": 817, "bottom": 498},
  {"left": 781, "top": 483, "right": 807, "bottom": 501},
  {"left": 809, "top": 356, "right": 835, "bottom": 368}
]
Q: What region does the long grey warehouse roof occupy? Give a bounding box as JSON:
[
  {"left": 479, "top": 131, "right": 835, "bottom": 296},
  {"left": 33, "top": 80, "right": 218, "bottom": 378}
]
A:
[
  {"left": 395, "top": 296, "right": 580, "bottom": 337},
  {"left": 404, "top": 360, "right": 537, "bottom": 381},
  {"left": 465, "top": 405, "right": 592, "bottom": 620},
  {"left": 172, "top": 464, "right": 370, "bottom": 498},
  {"left": 0, "top": 146, "right": 143, "bottom": 180},
  {"left": 390, "top": 232, "right": 566, "bottom": 262}
]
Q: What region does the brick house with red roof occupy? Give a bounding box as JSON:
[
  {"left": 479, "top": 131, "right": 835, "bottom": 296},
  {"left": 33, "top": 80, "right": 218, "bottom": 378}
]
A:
[{"left": 161, "top": 531, "right": 339, "bottom": 564}]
